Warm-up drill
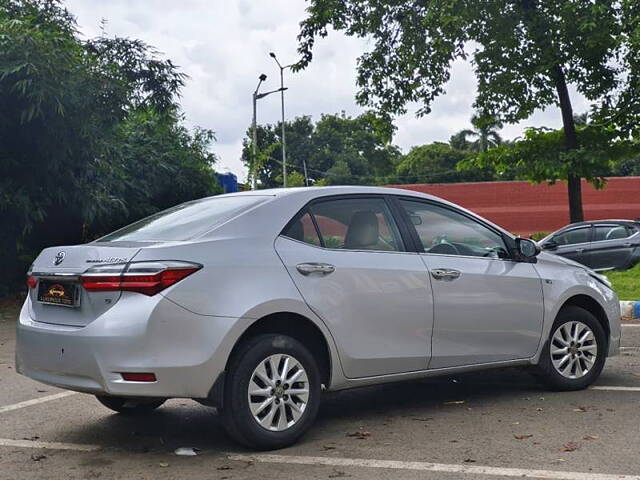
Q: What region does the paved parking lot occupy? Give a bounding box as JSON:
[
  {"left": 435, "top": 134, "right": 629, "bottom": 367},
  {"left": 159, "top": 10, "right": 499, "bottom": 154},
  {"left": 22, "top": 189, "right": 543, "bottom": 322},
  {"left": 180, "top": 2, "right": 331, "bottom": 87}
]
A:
[{"left": 1, "top": 301, "right": 640, "bottom": 480}]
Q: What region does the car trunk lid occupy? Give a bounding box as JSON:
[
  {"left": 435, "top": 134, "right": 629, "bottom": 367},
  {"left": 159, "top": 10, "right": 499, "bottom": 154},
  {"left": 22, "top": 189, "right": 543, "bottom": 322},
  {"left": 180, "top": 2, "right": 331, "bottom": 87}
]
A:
[{"left": 28, "top": 244, "right": 142, "bottom": 327}]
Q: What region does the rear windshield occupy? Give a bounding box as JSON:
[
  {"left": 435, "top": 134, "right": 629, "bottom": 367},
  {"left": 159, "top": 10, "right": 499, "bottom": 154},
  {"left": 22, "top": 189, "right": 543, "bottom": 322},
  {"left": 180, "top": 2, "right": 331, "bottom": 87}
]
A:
[{"left": 98, "top": 195, "right": 269, "bottom": 242}]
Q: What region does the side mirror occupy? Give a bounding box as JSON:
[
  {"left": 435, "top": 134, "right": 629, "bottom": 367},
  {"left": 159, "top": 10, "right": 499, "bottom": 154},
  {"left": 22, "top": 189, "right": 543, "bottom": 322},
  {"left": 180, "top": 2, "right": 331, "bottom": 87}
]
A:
[
  {"left": 541, "top": 240, "right": 558, "bottom": 250},
  {"left": 516, "top": 237, "right": 540, "bottom": 260}
]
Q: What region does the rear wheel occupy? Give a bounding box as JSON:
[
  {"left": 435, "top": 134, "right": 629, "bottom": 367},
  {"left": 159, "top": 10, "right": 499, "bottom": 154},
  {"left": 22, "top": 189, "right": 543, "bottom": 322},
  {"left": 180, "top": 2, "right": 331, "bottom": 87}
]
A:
[
  {"left": 536, "top": 306, "right": 607, "bottom": 390},
  {"left": 96, "top": 395, "right": 166, "bottom": 414},
  {"left": 221, "top": 334, "right": 321, "bottom": 450}
]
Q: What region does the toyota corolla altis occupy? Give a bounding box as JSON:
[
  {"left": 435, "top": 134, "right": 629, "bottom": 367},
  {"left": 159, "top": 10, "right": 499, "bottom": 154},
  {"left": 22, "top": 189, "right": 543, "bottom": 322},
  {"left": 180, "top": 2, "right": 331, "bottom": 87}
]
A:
[{"left": 16, "top": 186, "right": 621, "bottom": 449}]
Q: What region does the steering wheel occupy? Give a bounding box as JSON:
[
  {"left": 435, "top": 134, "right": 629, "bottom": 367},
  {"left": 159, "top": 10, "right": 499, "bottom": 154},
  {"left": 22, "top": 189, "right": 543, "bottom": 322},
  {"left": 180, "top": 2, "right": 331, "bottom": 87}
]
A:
[{"left": 428, "top": 242, "right": 459, "bottom": 255}]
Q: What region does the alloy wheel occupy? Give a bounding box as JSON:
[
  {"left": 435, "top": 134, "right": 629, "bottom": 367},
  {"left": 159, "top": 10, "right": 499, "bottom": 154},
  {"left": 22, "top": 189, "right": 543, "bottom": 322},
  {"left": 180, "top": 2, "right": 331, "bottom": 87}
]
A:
[
  {"left": 550, "top": 321, "right": 598, "bottom": 379},
  {"left": 248, "top": 354, "right": 310, "bottom": 432}
]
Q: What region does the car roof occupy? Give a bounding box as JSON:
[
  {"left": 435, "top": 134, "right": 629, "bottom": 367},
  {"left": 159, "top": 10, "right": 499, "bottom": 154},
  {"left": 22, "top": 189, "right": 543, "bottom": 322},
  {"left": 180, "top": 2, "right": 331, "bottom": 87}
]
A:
[
  {"left": 560, "top": 219, "right": 638, "bottom": 229},
  {"left": 214, "top": 185, "right": 441, "bottom": 201},
  {"left": 206, "top": 185, "right": 516, "bottom": 241}
]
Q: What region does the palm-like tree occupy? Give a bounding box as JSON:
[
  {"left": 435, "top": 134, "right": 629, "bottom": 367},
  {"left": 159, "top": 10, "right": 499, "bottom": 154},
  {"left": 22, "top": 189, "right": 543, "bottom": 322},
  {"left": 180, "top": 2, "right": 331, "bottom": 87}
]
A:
[{"left": 450, "top": 114, "right": 503, "bottom": 152}]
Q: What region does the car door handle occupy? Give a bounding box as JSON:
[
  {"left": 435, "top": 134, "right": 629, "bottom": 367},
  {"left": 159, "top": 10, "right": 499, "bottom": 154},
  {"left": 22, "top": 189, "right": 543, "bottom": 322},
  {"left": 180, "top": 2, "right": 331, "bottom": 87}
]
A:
[
  {"left": 575, "top": 248, "right": 585, "bottom": 253},
  {"left": 623, "top": 242, "right": 632, "bottom": 247},
  {"left": 430, "top": 268, "right": 461, "bottom": 281},
  {"left": 296, "top": 262, "right": 335, "bottom": 276}
]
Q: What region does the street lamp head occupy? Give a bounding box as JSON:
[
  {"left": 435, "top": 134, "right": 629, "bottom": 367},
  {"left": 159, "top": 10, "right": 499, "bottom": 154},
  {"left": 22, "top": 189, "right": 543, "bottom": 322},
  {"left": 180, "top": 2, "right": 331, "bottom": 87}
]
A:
[
  {"left": 269, "top": 52, "right": 276, "bottom": 58},
  {"left": 259, "top": 73, "right": 267, "bottom": 81}
]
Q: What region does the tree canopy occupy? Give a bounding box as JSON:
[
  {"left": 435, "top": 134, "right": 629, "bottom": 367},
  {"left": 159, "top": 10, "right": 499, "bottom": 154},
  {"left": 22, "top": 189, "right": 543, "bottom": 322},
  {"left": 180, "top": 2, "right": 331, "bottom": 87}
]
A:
[
  {"left": 0, "top": 0, "right": 219, "bottom": 296},
  {"left": 296, "top": 0, "right": 640, "bottom": 222},
  {"left": 242, "top": 112, "right": 401, "bottom": 187}
]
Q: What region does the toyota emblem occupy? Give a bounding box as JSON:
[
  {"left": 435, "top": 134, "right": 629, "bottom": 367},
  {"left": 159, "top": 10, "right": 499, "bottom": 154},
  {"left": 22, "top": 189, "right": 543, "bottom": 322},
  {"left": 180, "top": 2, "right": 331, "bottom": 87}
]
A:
[{"left": 54, "top": 251, "right": 66, "bottom": 266}]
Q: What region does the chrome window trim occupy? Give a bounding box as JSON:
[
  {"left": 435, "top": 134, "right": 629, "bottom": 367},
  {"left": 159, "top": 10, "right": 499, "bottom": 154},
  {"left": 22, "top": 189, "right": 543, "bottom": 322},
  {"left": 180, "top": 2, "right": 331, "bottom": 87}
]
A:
[{"left": 277, "top": 234, "right": 420, "bottom": 256}]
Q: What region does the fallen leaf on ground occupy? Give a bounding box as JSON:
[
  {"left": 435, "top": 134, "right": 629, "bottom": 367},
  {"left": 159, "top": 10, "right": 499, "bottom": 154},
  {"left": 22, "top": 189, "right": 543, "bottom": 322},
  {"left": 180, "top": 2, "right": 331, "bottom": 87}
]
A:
[
  {"left": 323, "top": 445, "right": 337, "bottom": 450},
  {"left": 159, "top": 462, "right": 169, "bottom": 468},
  {"left": 583, "top": 435, "right": 599, "bottom": 441},
  {"left": 443, "top": 400, "right": 465, "bottom": 405},
  {"left": 347, "top": 431, "right": 370, "bottom": 439},
  {"left": 216, "top": 465, "right": 232, "bottom": 470},
  {"left": 560, "top": 442, "right": 581, "bottom": 452},
  {"left": 573, "top": 405, "right": 593, "bottom": 413},
  {"left": 30, "top": 454, "right": 46, "bottom": 462},
  {"left": 514, "top": 434, "right": 533, "bottom": 440},
  {"left": 631, "top": 373, "right": 640, "bottom": 377},
  {"left": 463, "top": 458, "right": 476, "bottom": 463}
]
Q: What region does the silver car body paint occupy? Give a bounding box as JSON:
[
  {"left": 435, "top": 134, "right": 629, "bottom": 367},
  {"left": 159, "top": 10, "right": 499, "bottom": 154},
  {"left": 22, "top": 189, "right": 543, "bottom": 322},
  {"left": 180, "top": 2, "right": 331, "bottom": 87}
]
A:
[{"left": 16, "top": 186, "right": 621, "bottom": 399}]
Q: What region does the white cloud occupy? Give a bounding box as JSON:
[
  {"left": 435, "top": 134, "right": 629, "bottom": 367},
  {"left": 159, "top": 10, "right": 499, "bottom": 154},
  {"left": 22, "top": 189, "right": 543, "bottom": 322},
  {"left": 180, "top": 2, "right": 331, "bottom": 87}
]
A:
[{"left": 65, "top": 0, "right": 589, "bottom": 182}]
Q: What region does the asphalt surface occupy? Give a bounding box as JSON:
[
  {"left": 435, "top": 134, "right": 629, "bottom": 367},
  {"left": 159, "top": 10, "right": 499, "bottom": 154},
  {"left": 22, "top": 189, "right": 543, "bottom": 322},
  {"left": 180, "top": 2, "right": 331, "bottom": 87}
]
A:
[{"left": 1, "top": 300, "right": 639, "bottom": 480}]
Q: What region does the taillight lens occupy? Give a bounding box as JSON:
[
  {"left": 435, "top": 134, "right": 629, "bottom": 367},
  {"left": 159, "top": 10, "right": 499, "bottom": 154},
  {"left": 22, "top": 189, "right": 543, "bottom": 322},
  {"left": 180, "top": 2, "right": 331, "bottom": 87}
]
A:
[
  {"left": 27, "top": 275, "right": 38, "bottom": 289},
  {"left": 80, "top": 261, "right": 201, "bottom": 296}
]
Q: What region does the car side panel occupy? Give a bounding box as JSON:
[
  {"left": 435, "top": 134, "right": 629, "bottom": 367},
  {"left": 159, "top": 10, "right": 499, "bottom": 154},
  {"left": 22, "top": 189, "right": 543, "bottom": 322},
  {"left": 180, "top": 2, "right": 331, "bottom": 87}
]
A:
[
  {"left": 275, "top": 236, "right": 434, "bottom": 379},
  {"left": 531, "top": 253, "right": 621, "bottom": 361}
]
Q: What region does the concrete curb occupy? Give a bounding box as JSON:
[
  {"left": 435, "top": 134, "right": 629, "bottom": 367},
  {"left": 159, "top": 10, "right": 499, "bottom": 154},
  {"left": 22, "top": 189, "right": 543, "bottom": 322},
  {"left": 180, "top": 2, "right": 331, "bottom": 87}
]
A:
[{"left": 620, "top": 301, "right": 640, "bottom": 320}]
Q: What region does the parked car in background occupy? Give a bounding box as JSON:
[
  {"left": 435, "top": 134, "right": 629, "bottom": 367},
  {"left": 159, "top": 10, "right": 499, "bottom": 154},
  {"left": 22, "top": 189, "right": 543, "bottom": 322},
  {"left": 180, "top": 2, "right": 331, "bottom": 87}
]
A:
[
  {"left": 17, "top": 187, "right": 621, "bottom": 449},
  {"left": 538, "top": 220, "right": 640, "bottom": 271}
]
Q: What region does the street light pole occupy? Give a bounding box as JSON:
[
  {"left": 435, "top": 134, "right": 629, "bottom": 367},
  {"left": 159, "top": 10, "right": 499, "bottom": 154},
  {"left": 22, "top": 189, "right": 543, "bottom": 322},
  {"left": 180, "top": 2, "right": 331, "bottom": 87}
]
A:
[
  {"left": 270, "top": 52, "right": 306, "bottom": 187},
  {"left": 251, "top": 74, "right": 267, "bottom": 190},
  {"left": 250, "top": 73, "right": 288, "bottom": 190}
]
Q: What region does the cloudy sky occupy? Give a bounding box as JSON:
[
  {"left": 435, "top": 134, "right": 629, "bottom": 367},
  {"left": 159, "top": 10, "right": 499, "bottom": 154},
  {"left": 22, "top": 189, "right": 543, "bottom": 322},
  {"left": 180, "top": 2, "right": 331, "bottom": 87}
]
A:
[{"left": 65, "top": 0, "right": 590, "bottom": 182}]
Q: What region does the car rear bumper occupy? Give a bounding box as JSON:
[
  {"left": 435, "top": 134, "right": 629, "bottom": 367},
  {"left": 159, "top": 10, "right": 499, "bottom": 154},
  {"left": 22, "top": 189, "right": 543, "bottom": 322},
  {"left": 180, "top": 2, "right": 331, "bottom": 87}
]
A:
[{"left": 15, "top": 294, "right": 242, "bottom": 399}]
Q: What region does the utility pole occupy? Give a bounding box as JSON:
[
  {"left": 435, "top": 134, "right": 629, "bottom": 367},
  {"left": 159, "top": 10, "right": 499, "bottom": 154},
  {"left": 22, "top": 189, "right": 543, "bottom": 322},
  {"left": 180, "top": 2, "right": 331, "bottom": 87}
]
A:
[
  {"left": 270, "top": 52, "right": 306, "bottom": 187},
  {"left": 251, "top": 74, "right": 267, "bottom": 190},
  {"left": 250, "top": 73, "right": 287, "bottom": 190}
]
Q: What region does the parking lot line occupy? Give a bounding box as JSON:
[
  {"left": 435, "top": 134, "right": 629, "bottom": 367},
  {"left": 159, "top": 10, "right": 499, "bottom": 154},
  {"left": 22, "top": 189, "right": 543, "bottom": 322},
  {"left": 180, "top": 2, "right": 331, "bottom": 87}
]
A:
[
  {"left": 228, "top": 454, "right": 640, "bottom": 480},
  {"left": 590, "top": 386, "right": 640, "bottom": 392},
  {"left": 0, "top": 438, "right": 100, "bottom": 452},
  {"left": 622, "top": 324, "right": 640, "bottom": 328},
  {"left": 0, "top": 392, "right": 77, "bottom": 414}
]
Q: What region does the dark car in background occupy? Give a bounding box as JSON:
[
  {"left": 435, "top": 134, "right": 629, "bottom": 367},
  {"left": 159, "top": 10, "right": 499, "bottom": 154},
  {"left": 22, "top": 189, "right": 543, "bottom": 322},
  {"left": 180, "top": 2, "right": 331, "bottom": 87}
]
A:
[{"left": 538, "top": 220, "right": 640, "bottom": 271}]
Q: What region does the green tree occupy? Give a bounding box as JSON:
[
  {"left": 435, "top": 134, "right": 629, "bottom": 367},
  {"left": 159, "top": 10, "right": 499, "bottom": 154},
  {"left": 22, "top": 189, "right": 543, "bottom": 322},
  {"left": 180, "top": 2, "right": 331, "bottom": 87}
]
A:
[
  {"left": 450, "top": 114, "right": 503, "bottom": 153},
  {"left": 242, "top": 112, "right": 400, "bottom": 187},
  {"left": 395, "top": 143, "right": 494, "bottom": 184},
  {"left": 296, "top": 0, "right": 639, "bottom": 222},
  {"left": 461, "top": 124, "right": 638, "bottom": 189},
  {"left": 242, "top": 116, "right": 314, "bottom": 189},
  {"left": 0, "top": 0, "right": 219, "bottom": 296}
]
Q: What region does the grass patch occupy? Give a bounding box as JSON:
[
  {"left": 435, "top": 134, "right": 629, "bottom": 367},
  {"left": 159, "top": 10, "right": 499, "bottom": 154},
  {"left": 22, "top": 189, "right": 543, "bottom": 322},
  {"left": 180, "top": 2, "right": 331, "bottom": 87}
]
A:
[{"left": 605, "top": 263, "right": 640, "bottom": 301}]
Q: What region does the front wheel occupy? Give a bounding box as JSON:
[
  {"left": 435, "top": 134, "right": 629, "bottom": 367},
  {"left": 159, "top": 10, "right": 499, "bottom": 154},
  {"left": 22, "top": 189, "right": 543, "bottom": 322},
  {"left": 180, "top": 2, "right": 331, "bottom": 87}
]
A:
[
  {"left": 96, "top": 395, "right": 166, "bottom": 414},
  {"left": 221, "top": 334, "right": 321, "bottom": 450},
  {"left": 536, "top": 306, "right": 607, "bottom": 391}
]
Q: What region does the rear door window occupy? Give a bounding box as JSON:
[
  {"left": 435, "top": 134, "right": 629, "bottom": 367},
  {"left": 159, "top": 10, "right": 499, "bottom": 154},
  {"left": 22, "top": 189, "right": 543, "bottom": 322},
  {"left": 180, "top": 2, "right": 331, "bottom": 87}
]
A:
[
  {"left": 593, "top": 225, "right": 633, "bottom": 242},
  {"left": 282, "top": 211, "right": 322, "bottom": 246},
  {"left": 307, "top": 197, "right": 404, "bottom": 252},
  {"left": 99, "top": 196, "right": 270, "bottom": 242}
]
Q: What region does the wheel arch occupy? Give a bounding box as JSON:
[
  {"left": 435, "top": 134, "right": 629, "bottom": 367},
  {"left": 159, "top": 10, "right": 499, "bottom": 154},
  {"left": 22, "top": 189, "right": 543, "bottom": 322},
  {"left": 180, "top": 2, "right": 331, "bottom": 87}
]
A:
[
  {"left": 207, "top": 311, "right": 334, "bottom": 408},
  {"left": 559, "top": 294, "right": 611, "bottom": 344}
]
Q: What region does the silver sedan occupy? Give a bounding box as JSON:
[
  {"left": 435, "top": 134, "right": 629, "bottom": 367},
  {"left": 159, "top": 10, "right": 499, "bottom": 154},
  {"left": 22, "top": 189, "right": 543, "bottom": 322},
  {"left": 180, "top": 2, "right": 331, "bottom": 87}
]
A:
[{"left": 16, "top": 186, "right": 621, "bottom": 449}]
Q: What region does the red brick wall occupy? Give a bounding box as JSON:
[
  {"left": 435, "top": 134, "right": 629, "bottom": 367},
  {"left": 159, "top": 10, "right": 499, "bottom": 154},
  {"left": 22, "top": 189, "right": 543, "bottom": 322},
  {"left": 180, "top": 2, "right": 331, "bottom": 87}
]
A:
[{"left": 391, "top": 177, "right": 640, "bottom": 236}]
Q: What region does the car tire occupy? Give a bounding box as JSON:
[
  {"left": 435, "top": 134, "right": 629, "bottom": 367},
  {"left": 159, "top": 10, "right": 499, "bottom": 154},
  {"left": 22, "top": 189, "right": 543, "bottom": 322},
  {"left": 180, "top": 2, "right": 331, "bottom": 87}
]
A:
[
  {"left": 536, "top": 306, "right": 607, "bottom": 391},
  {"left": 95, "top": 395, "right": 166, "bottom": 414},
  {"left": 221, "top": 334, "right": 321, "bottom": 450}
]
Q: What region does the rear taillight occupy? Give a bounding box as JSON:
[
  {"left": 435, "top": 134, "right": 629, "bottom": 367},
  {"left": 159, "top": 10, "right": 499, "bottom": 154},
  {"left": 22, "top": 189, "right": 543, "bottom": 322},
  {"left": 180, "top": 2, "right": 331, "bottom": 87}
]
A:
[
  {"left": 27, "top": 275, "right": 38, "bottom": 289},
  {"left": 80, "top": 261, "right": 201, "bottom": 296}
]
